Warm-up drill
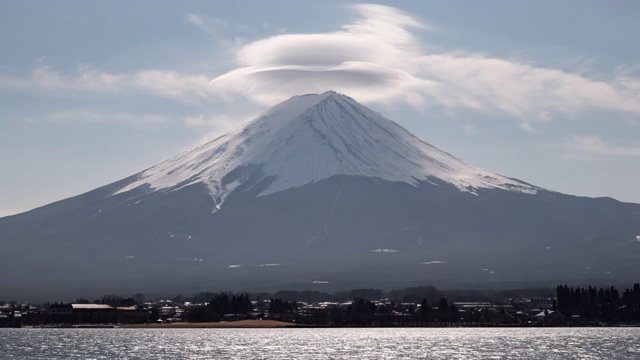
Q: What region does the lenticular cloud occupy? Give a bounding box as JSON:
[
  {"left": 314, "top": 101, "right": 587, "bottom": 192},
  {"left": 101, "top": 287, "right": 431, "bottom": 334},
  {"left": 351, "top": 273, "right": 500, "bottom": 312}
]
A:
[
  {"left": 210, "top": 4, "right": 427, "bottom": 106},
  {"left": 210, "top": 4, "right": 640, "bottom": 124}
]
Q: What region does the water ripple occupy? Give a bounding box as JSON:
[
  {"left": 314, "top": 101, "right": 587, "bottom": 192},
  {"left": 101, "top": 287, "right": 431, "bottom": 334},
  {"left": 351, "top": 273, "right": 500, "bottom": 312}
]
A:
[{"left": 1, "top": 327, "right": 639, "bottom": 359}]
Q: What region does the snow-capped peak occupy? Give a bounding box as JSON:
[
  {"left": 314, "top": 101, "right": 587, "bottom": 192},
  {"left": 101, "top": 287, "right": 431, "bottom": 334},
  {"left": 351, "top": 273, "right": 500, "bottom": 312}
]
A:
[{"left": 116, "top": 91, "right": 537, "bottom": 208}]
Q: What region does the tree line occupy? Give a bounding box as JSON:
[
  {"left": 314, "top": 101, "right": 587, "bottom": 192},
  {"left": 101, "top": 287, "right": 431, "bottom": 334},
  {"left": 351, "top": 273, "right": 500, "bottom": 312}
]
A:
[
  {"left": 183, "top": 291, "right": 460, "bottom": 326},
  {"left": 556, "top": 283, "right": 640, "bottom": 322},
  {"left": 184, "top": 293, "right": 253, "bottom": 322}
]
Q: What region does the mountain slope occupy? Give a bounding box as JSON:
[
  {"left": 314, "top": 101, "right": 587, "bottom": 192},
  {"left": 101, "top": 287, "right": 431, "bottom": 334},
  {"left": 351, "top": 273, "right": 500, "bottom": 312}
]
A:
[
  {"left": 116, "top": 91, "right": 536, "bottom": 209},
  {"left": 1, "top": 91, "right": 639, "bottom": 301}
]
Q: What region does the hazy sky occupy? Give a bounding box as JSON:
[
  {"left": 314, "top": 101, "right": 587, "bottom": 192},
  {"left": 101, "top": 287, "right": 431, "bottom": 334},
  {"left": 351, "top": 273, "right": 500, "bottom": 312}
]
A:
[{"left": 1, "top": 0, "right": 639, "bottom": 217}]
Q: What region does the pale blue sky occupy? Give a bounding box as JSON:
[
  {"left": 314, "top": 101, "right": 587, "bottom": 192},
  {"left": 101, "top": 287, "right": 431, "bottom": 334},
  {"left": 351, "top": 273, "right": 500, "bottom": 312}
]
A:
[{"left": 1, "top": 0, "right": 639, "bottom": 217}]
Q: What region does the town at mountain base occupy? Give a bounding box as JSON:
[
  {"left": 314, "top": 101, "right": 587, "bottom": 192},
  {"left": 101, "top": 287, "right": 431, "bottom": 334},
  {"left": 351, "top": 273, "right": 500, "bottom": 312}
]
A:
[
  {"left": 5, "top": 284, "right": 640, "bottom": 328},
  {"left": 1, "top": 92, "right": 639, "bottom": 301}
]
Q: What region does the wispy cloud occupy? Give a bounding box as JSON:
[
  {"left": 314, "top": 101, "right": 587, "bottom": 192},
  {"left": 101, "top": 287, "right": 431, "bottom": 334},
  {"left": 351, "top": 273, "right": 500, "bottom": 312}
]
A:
[
  {"left": 565, "top": 136, "right": 640, "bottom": 158},
  {"left": 2, "top": 3, "right": 640, "bottom": 134},
  {"left": 0, "top": 65, "right": 215, "bottom": 104},
  {"left": 186, "top": 13, "right": 228, "bottom": 34},
  {"left": 186, "top": 13, "right": 248, "bottom": 51},
  {"left": 33, "top": 110, "right": 170, "bottom": 125},
  {"left": 209, "top": 4, "right": 640, "bottom": 128},
  {"left": 182, "top": 113, "right": 239, "bottom": 129},
  {"left": 183, "top": 111, "right": 263, "bottom": 147}
]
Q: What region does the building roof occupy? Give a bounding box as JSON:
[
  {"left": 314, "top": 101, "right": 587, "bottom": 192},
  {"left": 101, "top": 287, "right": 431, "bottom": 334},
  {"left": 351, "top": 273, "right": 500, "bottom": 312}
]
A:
[{"left": 71, "top": 304, "right": 114, "bottom": 310}]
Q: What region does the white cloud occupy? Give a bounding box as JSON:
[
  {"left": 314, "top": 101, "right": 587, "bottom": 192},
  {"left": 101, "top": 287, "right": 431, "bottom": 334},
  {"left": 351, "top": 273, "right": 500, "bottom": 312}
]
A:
[
  {"left": 2, "top": 3, "right": 640, "bottom": 133},
  {"left": 182, "top": 113, "right": 238, "bottom": 129},
  {"left": 184, "top": 111, "right": 263, "bottom": 147},
  {"left": 37, "top": 110, "right": 170, "bottom": 125},
  {"left": 209, "top": 3, "right": 640, "bottom": 127},
  {"left": 210, "top": 4, "right": 427, "bottom": 107},
  {"left": 131, "top": 70, "right": 215, "bottom": 103},
  {"left": 519, "top": 122, "right": 537, "bottom": 134},
  {"left": 0, "top": 65, "right": 215, "bottom": 104},
  {"left": 185, "top": 13, "right": 243, "bottom": 51},
  {"left": 186, "top": 13, "right": 228, "bottom": 34},
  {"left": 182, "top": 113, "right": 209, "bottom": 127},
  {"left": 566, "top": 136, "right": 640, "bottom": 158}
]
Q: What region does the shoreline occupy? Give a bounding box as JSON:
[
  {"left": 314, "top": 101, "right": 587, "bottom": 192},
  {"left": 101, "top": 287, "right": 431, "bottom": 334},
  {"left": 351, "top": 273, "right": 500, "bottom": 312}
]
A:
[
  {"left": 18, "top": 322, "right": 640, "bottom": 329},
  {"left": 119, "top": 319, "right": 298, "bottom": 328}
]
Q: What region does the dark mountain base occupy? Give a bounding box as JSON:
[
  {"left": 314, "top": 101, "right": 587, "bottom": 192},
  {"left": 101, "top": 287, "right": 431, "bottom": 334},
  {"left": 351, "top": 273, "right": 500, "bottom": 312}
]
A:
[{"left": 2, "top": 175, "right": 640, "bottom": 301}]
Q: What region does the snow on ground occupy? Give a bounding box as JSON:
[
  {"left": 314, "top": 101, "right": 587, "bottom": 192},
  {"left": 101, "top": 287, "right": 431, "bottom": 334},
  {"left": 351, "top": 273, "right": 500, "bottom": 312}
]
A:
[
  {"left": 115, "top": 91, "right": 538, "bottom": 208},
  {"left": 372, "top": 249, "right": 399, "bottom": 253}
]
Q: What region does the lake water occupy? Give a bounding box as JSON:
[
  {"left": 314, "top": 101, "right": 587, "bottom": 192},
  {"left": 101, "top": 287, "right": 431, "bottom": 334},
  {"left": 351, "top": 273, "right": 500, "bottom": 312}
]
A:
[{"left": 1, "top": 327, "right": 639, "bottom": 359}]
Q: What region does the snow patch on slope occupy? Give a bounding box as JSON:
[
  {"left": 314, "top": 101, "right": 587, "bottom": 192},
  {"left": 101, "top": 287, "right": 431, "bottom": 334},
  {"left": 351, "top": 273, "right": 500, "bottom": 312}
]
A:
[{"left": 116, "top": 91, "right": 537, "bottom": 206}]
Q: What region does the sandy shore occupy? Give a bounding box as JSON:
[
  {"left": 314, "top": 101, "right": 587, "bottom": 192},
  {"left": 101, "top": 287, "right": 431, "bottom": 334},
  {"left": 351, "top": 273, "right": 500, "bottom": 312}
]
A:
[{"left": 119, "top": 320, "right": 298, "bottom": 328}]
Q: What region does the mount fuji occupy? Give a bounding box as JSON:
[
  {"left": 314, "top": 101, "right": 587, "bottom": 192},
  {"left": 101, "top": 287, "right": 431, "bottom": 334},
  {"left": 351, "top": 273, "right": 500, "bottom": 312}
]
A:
[
  {"left": 118, "top": 91, "right": 537, "bottom": 208},
  {"left": 2, "top": 91, "right": 640, "bottom": 300}
]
